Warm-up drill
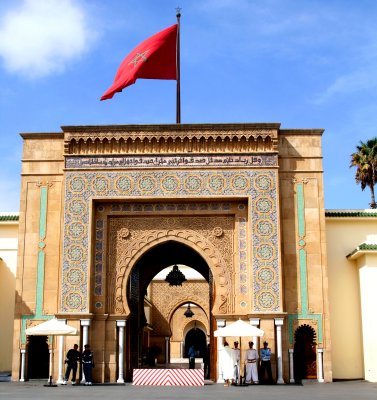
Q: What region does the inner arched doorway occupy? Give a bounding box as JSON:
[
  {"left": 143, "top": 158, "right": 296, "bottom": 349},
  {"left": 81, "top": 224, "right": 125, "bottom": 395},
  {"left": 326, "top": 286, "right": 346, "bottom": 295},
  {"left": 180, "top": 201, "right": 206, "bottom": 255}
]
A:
[
  {"left": 294, "top": 324, "right": 317, "bottom": 382},
  {"left": 27, "top": 336, "right": 49, "bottom": 380},
  {"left": 125, "top": 240, "right": 213, "bottom": 381},
  {"left": 184, "top": 327, "right": 207, "bottom": 358}
]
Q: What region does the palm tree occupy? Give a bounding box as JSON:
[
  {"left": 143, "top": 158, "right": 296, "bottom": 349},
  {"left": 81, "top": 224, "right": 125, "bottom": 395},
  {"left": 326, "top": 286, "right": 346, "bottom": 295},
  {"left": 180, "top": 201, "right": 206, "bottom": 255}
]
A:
[{"left": 350, "top": 138, "right": 377, "bottom": 209}]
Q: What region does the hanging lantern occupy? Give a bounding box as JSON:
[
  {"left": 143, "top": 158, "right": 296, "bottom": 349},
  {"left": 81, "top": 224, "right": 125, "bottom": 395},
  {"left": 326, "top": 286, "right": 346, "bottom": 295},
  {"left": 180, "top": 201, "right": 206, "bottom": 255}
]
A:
[
  {"left": 184, "top": 303, "right": 194, "bottom": 318},
  {"left": 165, "top": 264, "right": 186, "bottom": 286}
]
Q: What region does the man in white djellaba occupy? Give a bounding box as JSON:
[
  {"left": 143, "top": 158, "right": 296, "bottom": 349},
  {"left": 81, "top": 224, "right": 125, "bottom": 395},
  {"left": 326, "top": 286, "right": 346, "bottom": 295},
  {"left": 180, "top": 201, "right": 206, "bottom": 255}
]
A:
[
  {"left": 220, "top": 341, "right": 236, "bottom": 387},
  {"left": 232, "top": 341, "right": 241, "bottom": 384},
  {"left": 244, "top": 341, "right": 259, "bottom": 384}
]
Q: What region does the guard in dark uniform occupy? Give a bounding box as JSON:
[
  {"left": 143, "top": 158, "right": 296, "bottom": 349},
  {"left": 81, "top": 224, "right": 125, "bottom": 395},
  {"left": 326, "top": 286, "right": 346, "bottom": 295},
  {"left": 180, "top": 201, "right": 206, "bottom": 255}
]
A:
[
  {"left": 259, "top": 341, "right": 273, "bottom": 384},
  {"left": 188, "top": 345, "right": 196, "bottom": 369},
  {"left": 82, "top": 344, "right": 95, "bottom": 385},
  {"left": 63, "top": 343, "right": 80, "bottom": 385}
]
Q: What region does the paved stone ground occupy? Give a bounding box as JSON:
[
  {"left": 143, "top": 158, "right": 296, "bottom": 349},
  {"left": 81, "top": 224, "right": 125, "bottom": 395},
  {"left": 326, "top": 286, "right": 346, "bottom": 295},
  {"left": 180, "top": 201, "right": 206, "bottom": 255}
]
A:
[{"left": 0, "top": 380, "right": 376, "bottom": 400}]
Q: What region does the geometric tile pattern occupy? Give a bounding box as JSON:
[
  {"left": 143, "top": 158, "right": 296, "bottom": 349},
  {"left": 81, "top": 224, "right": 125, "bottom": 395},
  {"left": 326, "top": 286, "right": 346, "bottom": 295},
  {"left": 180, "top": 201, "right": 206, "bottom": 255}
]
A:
[
  {"left": 250, "top": 173, "right": 279, "bottom": 311},
  {"left": 62, "top": 169, "right": 280, "bottom": 313}
]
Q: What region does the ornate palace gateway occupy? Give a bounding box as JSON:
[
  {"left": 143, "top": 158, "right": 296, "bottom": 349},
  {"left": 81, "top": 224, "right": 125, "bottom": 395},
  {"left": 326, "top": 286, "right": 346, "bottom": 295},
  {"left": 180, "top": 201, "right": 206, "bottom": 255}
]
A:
[{"left": 13, "top": 123, "right": 331, "bottom": 383}]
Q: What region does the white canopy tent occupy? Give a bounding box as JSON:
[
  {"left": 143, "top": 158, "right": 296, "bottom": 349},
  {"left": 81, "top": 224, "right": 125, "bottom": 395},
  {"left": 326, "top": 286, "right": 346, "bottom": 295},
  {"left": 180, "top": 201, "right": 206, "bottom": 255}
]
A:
[
  {"left": 214, "top": 319, "right": 264, "bottom": 338},
  {"left": 25, "top": 319, "right": 78, "bottom": 387},
  {"left": 214, "top": 319, "right": 264, "bottom": 385}
]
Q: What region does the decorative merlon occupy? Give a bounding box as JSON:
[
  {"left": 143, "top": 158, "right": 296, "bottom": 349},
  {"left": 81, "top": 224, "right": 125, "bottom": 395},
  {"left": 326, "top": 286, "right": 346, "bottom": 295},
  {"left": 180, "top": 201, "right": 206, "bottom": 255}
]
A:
[{"left": 62, "top": 123, "right": 280, "bottom": 155}]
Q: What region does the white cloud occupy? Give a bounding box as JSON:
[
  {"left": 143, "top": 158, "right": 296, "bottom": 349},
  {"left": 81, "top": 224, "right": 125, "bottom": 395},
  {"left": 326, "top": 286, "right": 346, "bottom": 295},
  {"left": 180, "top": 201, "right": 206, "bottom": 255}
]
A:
[
  {"left": 0, "top": 0, "right": 95, "bottom": 79},
  {"left": 313, "top": 67, "right": 377, "bottom": 105}
]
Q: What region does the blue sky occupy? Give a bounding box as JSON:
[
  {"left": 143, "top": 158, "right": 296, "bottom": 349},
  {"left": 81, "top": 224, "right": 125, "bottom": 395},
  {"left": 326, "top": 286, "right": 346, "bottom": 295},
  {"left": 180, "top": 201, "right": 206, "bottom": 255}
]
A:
[{"left": 1, "top": 0, "right": 377, "bottom": 211}]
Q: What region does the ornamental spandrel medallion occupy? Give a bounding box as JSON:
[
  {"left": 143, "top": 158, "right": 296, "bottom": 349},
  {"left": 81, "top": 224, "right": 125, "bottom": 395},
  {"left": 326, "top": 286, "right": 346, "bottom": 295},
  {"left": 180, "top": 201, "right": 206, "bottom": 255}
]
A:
[
  {"left": 256, "top": 243, "right": 275, "bottom": 261},
  {"left": 255, "top": 220, "right": 274, "bottom": 237},
  {"left": 91, "top": 176, "right": 110, "bottom": 193},
  {"left": 66, "top": 268, "right": 84, "bottom": 286},
  {"left": 65, "top": 292, "right": 83, "bottom": 310},
  {"left": 138, "top": 175, "right": 157, "bottom": 193},
  {"left": 115, "top": 176, "right": 134, "bottom": 194},
  {"left": 258, "top": 291, "right": 277, "bottom": 309},
  {"left": 67, "top": 222, "right": 86, "bottom": 239},
  {"left": 255, "top": 197, "right": 273, "bottom": 214},
  {"left": 257, "top": 268, "right": 275, "bottom": 285},
  {"left": 68, "top": 199, "right": 86, "bottom": 215},
  {"left": 231, "top": 174, "right": 249, "bottom": 192},
  {"left": 161, "top": 175, "right": 180, "bottom": 192},
  {"left": 69, "top": 176, "right": 87, "bottom": 193},
  {"left": 255, "top": 174, "right": 274, "bottom": 191},
  {"left": 67, "top": 244, "right": 85, "bottom": 263},
  {"left": 184, "top": 175, "right": 203, "bottom": 193},
  {"left": 208, "top": 175, "right": 226, "bottom": 193}
]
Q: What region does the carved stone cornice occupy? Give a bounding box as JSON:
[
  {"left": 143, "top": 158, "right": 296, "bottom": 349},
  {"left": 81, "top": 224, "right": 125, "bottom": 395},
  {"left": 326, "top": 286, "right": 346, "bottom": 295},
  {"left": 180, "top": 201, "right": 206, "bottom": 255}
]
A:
[{"left": 62, "top": 123, "right": 279, "bottom": 155}]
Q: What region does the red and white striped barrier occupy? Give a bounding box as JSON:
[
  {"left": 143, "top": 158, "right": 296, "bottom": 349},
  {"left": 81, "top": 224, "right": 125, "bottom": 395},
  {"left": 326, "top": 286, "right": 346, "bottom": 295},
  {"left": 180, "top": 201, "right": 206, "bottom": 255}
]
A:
[{"left": 133, "top": 368, "right": 204, "bottom": 386}]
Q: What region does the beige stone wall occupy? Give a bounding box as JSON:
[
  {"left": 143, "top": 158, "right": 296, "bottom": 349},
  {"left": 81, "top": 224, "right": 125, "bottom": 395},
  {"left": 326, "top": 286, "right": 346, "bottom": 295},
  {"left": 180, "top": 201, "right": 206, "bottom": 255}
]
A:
[
  {"left": 326, "top": 215, "right": 377, "bottom": 380},
  {"left": 279, "top": 130, "right": 332, "bottom": 381},
  {"left": 0, "top": 218, "right": 18, "bottom": 372},
  {"left": 12, "top": 133, "right": 64, "bottom": 380}
]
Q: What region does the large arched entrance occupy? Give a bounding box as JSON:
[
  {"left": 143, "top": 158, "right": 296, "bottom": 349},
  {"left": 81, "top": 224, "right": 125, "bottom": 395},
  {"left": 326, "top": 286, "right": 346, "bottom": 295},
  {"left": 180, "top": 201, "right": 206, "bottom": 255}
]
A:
[
  {"left": 103, "top": 202, "right": 236, "bottom": 382},
  {"left": 125, "top": 240, "right": 213, "bottom": 381}
]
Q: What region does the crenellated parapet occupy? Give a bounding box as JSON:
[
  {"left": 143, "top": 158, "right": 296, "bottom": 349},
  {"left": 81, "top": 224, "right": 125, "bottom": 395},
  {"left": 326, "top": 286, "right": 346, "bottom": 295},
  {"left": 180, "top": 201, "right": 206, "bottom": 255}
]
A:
[{"left": 62, "top": 123, "right": 279, "bottom": 155}]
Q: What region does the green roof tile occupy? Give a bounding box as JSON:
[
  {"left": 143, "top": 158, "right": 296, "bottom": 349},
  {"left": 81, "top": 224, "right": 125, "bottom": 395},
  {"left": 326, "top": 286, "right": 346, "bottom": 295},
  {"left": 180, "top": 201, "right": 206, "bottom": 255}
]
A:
[
  {"left": 0, "top": 214, "right": 19, "bottom": 221},
  {"left": 326, "top": 210, "right": 377, "bottom": 217},
  {"left": 347, "top": 243, "right": 377, "bottom": 258}
]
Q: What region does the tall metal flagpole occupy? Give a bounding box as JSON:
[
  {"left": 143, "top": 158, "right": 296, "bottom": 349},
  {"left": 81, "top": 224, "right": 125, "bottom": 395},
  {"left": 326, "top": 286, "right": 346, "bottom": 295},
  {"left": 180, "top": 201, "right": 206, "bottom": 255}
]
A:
[{"left": 176, "top": 7, "right": 181, "bottom": 124}]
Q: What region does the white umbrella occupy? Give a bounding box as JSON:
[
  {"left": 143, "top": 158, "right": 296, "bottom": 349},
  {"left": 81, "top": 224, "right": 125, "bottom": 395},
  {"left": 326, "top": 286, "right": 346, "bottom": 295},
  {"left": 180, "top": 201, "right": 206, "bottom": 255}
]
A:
[
  {"left": 214, "top": 319, "right": 264, "bottom": 338},
  {"left": 25, "top": 319, "right": 77, "bottom": 336},
  {"left": 214, "top": 319, "right": 264, "bottom": 386},
  {"left": 25, "top": 319, "right": 78, "bottom": 386}
]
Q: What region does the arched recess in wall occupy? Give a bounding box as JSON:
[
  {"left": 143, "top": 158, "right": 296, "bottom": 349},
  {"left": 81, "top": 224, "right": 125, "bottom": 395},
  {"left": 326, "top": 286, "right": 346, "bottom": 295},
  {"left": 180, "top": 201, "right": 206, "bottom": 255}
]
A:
[
  {"left": 183, "top": 319, "right": 207, "bottom": 359},
  {"left": 121, "top": 238, "right": 215, "bottom": 379},
  {"left": 113, "top": 232, "right": 231, "bottom": 317},
  {"left": 294, "top": 324, "right": 317, "bottom": 381}
]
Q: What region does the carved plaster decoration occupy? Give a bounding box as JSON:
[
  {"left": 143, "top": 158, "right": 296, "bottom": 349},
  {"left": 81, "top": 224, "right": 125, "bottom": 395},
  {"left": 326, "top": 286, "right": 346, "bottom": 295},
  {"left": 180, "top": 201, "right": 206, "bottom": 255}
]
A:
[
  {"left": 212, "top": 227, "right": 224, "bottom": 237},
  {"left": 36, "top": 181, "right": 54, "bottom": 188},
  {"left": 179, "top": 317, "right": 209, "bottom": 341},
  {"left": 107, "top": 216, "right": 234, "bottom": 316},
  {"left": 117, "top": 228, "right": 130, "bottom": 240},
  {"left": 291, "top": 178, "right": 309, "bottom": 185},
  {"left": 150, "top": 281, "right": 210, "bottom": 340},
  {"left": 167, "top": 295, "right": 209, "bottom": 323}
]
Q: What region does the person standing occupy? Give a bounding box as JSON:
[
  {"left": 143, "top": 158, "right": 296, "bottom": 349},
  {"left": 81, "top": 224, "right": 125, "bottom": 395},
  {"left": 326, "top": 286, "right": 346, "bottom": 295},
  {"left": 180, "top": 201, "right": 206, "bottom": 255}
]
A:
[
  {"left": 259, "top": 341, "right": 273, "bottom": 384},
  {"left": 62, "top": 344, "right": 80, "bottom": 385},
  {"left": 82, "top": 344, "right": 95, "bottom": 385},
  {"left": 232, "top": 341, "right": 241, "bottom": 384},
  {"left": 203, "top": 344, "right": 210, "bottom": 379},
  {"left": 220, "top": 341, "right": 236, "bottom": 387},
  {"left": 244, "top": 341, "right": 259, "bottom": 384},
  {"left": 188, "top": 345, "right": 196, "bottom": 369}
]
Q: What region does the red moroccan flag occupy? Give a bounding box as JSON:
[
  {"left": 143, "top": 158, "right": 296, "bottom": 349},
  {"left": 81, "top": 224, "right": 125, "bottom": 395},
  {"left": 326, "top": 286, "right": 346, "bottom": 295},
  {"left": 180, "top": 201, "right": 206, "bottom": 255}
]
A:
[{"left": 101, "top": 24, "right": 177, "bottom": 100}]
